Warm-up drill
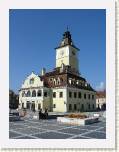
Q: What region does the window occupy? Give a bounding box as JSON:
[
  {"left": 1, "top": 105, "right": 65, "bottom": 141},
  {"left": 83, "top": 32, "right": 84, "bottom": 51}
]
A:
[
  {"left": 30, "top": 78, "right": 34, "bottom": 84},
  {"left": 59, "top": 92, "right": 63, "bottom": 98},
  {"left": 26, "top": 101, "right": 30, "bottom": 109},
  {"left": 74, "top": 92, "right": 77, "bottom": 98},
  {"left": 54, "top": 79, "right": 56, "bottom": 85},
  {"left": 32, "top": 90, "right": 36, "bottom": 97},
  {"left": 81, "top": 104, "right": 84, "bottom": 110},
  {"left": 92, "top": 95, "right": 94, "bottom": 99},
  {"left": 22, "top": 103, "right": 24, "bottom": 108},
  {"left": 22, "top": 91, "right": 25, "bottom": 97},
  {"left": 88, "top": 104, "right": 90, "bottom": 109},
  {"left": 74, "top": 104, "right": 77, "bottom": 110},
  {"left": 37, "top": 90, "right": 42, "bottom": 97},
  {"left": 50, "top": 78, "right": 53, "bottom": 82},
  {"left": 53, "top": 92, "right": 56, "bottom": 98},
  {"left": 92, "top": 104, "right": 95, "bottom": 109},
  {"left": 53, "top": 104, "right": 56, "bottom": 108},
  {"left": 84, "top": 94, "right": 86, "bottom": 99},
  {"left": 69, "top": 104, "right": 72, "bottom": 111},
  {"left": 78, "top": 92, "right": 81, "bottom": 98},
  {"left": 57, "top": 80, "right": 60, "bottom": 85},
  {"left": 60, "top": 78, "right": 63, "bottom": 83},
  {"left": 88, "top": 94, "right": 90, "bottom": 99},
  {"left": 69, "top": 92, "right": 72, "bottom": 98},
  {"left": 44, "top": 92, "right": 47, "bottom": 97},
  {"left": 72, "top": 51, "right": 75, "bottom": 55},
  {"left": 38, "top": 104, "right": 41, "bottom": 110},
  {"left": 26, "top": 91, "right": 31, "bottom": 97}
]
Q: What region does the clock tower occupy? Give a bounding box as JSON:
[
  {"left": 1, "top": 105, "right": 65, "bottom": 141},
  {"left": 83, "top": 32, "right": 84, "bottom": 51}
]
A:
[{"left": 55, "top": 30, "right": 79, "bottom": 73}]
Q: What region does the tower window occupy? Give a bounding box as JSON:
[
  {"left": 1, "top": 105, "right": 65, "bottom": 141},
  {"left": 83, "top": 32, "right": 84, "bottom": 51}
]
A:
[
  {"left": 53, "top": 92, "right": 56, "bottom": 98},
  {"left": 74, "top": 92, "right": 77, "bottom": 98},
  {"left": 69, "top": 92, "right": 72, "bottom": 98},
  {"left": 59, "top": 92, "right": 63, "bottom": 98}
]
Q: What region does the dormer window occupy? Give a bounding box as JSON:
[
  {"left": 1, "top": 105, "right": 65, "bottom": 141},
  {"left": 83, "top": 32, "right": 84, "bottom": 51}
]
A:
[
  {"left": 72, "top": 51, "right": 75, "bottom": 55},
  {"left": 30, "top": 78, "right": 34, "bottom": 84}
]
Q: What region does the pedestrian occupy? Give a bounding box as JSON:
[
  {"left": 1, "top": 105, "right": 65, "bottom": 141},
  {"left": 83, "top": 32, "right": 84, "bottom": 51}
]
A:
[
  {"left": 39, "top": 108, "right": 42, "bottom": 120},
  {"left": 44, "top": 108, "right": 48, "bottom": 118}
]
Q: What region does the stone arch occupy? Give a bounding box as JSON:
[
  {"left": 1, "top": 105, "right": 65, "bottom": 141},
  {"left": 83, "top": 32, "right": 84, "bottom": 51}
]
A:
[
  {"left": 32, "top": 90, "right": 36, "bottom": 97},
  {"left": 26, "top": 90, "right": 31, "bottom": 97},
  {"left": 57, "top": 77, "right": 60, "bottom": 85},
  {"left": 22, "top": 91, "right": 25, "bottom": 97},
  {"left": 37, "top": 90, "right": 42, "bottom": 97},
  {"left": 54, "top": 78, "right": 56, "bottom": 85}
]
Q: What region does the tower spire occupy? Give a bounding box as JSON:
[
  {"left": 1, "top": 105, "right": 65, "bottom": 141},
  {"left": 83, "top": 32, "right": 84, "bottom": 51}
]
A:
[{"left": 66, "top": 26, "right": 69, "bottom": 31}]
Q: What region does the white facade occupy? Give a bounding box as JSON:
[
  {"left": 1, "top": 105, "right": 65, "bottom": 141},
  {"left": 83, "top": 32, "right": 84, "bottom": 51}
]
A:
[
  {"left": 96, "top": 98, "right": 106, "bottom": 110},
  {"left": 19, "top": 72, "right": 52, "bottom": 111}
]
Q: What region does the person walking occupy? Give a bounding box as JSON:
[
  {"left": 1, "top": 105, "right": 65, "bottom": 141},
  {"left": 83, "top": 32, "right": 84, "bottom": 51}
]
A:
[
  {"left": 39, "top": 108, "right": 42, "bottom": 120},
  {"left": 44, "top": 108, "right": 48, "bottom": 118}
]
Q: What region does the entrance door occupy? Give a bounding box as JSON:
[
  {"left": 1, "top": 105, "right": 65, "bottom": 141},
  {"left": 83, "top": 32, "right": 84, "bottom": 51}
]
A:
[
  {"left": 26, "top": 101, "right": 30, "bottom": 109},
  {"left": 31, "top": 101, "right": 35, "bottom": 111},
  {"left": 38, "top": 103, "right": 41, "bottom": 110},
  {"left": 22, "top": 103, "right": 24, "bottom": 108}
]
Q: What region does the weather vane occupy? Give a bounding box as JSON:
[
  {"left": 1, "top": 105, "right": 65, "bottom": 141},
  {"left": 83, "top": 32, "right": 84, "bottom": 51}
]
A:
[{"left": 66, "top": 26, "right": 69, "bottom": 31}]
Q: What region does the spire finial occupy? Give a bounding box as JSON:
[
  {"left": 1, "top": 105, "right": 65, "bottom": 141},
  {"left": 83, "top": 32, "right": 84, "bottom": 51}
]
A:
[{"left": 66, "top": 26, "right": 69, "bottom": 31}]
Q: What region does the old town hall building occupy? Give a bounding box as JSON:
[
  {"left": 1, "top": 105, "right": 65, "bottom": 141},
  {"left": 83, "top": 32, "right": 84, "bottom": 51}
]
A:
[{"left": 19, "top": 30, "right": 96, "bottom": 112}]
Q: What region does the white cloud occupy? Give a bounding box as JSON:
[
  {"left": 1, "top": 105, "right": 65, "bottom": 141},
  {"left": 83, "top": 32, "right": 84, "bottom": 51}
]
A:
[{"left": 96, "top": 82, "right": 105, "bottom": 91}]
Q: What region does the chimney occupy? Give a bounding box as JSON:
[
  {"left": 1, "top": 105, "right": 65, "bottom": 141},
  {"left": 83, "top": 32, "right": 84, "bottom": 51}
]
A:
[{"left": 41, "top": 68, "right": 46, "bottom": 76}]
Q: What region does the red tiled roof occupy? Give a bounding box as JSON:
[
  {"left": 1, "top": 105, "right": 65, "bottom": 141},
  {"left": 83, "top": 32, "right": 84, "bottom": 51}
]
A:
[{"left": 96, "top": 90, "right": 106, "bottom": 98}]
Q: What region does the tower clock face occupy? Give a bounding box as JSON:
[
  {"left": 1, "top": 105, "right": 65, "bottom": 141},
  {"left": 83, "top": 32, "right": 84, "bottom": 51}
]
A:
[{"left": 60, "top": 50, "right": 64, "bottom": 57}]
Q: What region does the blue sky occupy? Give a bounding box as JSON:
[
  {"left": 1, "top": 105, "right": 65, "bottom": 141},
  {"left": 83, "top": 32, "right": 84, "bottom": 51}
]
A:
[{"left": 9, "top": 9, "right": 106, "bottom": 93}]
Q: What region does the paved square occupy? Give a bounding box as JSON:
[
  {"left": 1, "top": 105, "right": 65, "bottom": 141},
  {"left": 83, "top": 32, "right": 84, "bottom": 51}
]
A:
[
  {"left": 58, "top": 128, "right": 88, "bottom": 135},
  {"left": 9, "top": 112, "right": 106, "bottom": 139},
  {"left": 82, "top": 131, "right": 106, "bottom": 139},
  {"left": 34, "top": 131, "right": 72, "bottom": 139}
]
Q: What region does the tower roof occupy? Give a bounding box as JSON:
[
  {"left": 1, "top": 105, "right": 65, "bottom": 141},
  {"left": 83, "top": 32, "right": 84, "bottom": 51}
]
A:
[{"left": 55, "top": 29, "right": 79, "bottom": 50}]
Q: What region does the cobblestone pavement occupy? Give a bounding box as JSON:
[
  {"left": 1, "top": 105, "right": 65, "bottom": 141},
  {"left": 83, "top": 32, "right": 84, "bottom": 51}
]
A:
[{"left": 9, "top": 112, "right": 106, "bottom": 139}]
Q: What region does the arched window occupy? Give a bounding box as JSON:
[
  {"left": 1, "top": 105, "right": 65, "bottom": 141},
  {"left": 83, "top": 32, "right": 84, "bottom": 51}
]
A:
[
  {"left": 29, "top": 78, "right": 34, "bottom": 84},
  {"left": 22, "top": 91, "right": 25, "bottom": 97},
  {"left": 60, "top": 78, "right": 63, "bottom": 83},
  {"left": 57, "top": 77, "right": 60, "bottom": 85},
  {"left": 54, "top": 79, "right": 56, "bottom": 85},
  {"left": 37, "top": 90, "right": 42, "bottom": 97},
  {"left": 69, "top": 78, "right": 72, "bottom": 85},
  {"left": 32, "top": 90, "right": 36, "bottom": 97},
  {"left": 26, "top": 90, "right": 31, "bottom": 97}
]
